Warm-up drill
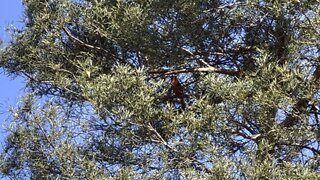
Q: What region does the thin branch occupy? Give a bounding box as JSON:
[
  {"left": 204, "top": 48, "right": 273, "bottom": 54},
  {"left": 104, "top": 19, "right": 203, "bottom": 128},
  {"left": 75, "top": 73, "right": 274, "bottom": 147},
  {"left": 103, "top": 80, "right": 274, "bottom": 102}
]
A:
[
  {"left": 147, "top": 122, "right": 178, "bottom": 152},
  {"left": 214, "top": 2, "right": 245, "bottom": 10},
  {"left": 37, "top": 124, "right": 55, "bottom": 149},
  {"left": 181, "top": 47, "right": 213, "bottom": 68},
  {"left": 280, "top": 62, "right": 320, "bottom": 128},
  {"left": 22, "top": 72, "right": 55, "bottom": 84},
  {"left": 62, "top": 27, "right": 131, "bottom": 66},
  {"left": 301, "top": 11, "right": 320, "bottom": 35},
  {"left": 277, "top": 142, "right": 320, "bottom": 155},
  {"left": 21, "top": 71, "right": 85, "bottom": 101},
  {"left": 180, "top": 47, "right": 194, "bottom": 56},
  {"left": 148, "top": 67, "right": 242, "bottom": 76}
]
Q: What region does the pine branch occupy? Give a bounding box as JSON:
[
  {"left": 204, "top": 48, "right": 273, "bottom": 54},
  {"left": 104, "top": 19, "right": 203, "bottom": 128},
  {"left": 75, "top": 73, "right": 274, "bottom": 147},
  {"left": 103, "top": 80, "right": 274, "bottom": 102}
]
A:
[
  {"left": 62, "top": 27, "right": 132, "bottom": 66},
  {"left": 148, "top": 67, "right": 242, "bottom": 76}
]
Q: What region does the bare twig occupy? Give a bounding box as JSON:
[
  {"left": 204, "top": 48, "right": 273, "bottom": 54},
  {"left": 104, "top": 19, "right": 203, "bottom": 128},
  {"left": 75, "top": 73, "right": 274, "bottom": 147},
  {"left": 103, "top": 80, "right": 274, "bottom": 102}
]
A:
[
  {"left": 21, "top": 71, "right": 84, "bottom": 100},
  {"left": 180, "top": 47, "right": 194, "bottom": 56},
  {"left": 148, "top": 122, "right": 178, "bottom": 152},
  {"left": 37, "top": 124, "right": 55, "bottom": 149},
  {"left": 181, "top": 47, "right": 213, "bottom": 68},
  {"left": 148, "top": 67, "right": 242, "bottom": 76},
  {"left": 277, "top": 141, "right": 320, "bottom": 155},
  {"left": 62, "top": 27, "right": 131, "bottom": 66},
  {"left": 203, "top": 2, "right": 245, "bottom": 12}
]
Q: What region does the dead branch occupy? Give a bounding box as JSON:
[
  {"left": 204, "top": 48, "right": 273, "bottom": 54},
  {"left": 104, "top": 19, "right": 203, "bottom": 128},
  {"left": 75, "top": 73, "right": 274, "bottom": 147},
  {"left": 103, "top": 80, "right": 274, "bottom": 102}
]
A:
[{"left": 148, "top": 67, "right": 242, "bottom": 76}]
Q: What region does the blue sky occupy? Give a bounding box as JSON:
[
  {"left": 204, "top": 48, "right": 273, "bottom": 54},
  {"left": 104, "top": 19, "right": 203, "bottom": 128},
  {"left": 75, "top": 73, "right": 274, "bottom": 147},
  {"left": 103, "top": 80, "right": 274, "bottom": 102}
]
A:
[{"left": 0, "top": 0, "right": 25, "bottom": 145}]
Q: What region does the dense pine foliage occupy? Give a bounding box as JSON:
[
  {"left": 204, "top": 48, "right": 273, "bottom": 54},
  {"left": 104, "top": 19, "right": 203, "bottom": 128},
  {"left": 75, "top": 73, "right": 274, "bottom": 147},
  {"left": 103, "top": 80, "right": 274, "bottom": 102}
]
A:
[{"left": 0, "top": 0, "right": 319, "bottom": 179}]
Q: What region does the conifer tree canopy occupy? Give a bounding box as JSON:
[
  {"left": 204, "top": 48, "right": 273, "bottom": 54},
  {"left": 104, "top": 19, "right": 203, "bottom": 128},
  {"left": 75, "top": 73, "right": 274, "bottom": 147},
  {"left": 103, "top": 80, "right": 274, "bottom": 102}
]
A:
[{"left": 0, "top": 0, "right": 319, "bottom": 179}]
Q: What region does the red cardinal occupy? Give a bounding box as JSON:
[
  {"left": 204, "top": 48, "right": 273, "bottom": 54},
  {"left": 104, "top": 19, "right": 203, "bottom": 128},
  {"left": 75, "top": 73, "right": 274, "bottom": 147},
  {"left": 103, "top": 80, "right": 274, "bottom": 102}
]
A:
[{"left": 171, "top": 76, "right": 186, "bottom": 109}]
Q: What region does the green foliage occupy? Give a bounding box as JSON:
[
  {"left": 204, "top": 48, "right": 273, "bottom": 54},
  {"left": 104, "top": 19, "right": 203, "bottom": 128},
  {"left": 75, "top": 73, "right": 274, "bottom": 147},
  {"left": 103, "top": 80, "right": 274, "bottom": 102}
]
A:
[{"left": 0, "top": 0, "right": 319, "bottom": 179}]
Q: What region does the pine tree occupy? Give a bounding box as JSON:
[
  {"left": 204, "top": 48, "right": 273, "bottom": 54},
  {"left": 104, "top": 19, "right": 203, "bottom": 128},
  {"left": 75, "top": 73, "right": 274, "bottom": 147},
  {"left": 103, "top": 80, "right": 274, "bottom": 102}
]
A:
[{"left": 0, "top": 0, "right": 319, "bottom": 179}]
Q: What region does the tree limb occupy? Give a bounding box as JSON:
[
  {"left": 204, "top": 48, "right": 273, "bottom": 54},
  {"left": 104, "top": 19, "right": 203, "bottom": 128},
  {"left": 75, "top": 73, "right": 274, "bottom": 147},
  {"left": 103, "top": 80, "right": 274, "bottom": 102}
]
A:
[{"left": 148, "top": 67, "right": 242, "bottom": 76}]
